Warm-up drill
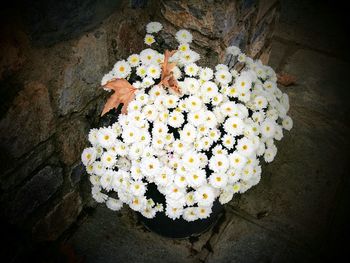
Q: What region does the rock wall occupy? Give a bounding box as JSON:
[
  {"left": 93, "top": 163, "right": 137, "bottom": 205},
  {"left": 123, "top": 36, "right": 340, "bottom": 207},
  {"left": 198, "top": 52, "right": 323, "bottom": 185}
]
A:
[{"left": 0, "top": 0, "right": 279, "bottom": 252}]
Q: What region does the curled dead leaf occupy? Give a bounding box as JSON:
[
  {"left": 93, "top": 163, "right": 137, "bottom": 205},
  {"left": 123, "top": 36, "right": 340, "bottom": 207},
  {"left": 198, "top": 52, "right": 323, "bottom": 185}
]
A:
[
  {"left": 277, "top": 72, "right": 297, "bottom": 87},
  {"left": 101, "top": 79, "right": 137, "bottom": 116},
  {"left": 158, "top": 50, "right": 181, "bottom": 94}
]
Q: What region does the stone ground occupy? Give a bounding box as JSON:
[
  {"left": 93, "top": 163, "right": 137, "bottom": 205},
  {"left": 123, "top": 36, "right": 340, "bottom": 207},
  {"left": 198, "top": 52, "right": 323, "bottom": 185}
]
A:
[{"left": 66, "top": 1, "right": 350, "bottom": 262}]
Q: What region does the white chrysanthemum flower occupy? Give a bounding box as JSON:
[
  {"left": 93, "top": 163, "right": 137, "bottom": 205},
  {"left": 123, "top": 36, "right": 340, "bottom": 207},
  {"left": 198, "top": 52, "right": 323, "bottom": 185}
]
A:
[
  {"left": 215, "top": 69, "right": 232, "bottom": 85},
  {"left": 155, "top": 167, "right": 174, "bottom": 187},
  {"left": 127, "top": 54, "right": 140, "bottom": 67},
  {"left": 173, "top": 140, "right": 189, "bottom": 155},
  {"left": 92, "top": 186, "right": 108, "bottom": 203},
  {"left": 176, "top": 29, "right": 193, "bottom": 43},
  {"left": 146, "top": 64, "right": 161, "bottom": 79},
  {"left": 226, "top": 45, "right": 241, "bottom": 56},
  {"left": 182, "top": 151, "right": 201, "bottom": 171},
  {"left": 263, "top": 80, "right": 277, "bottom": 92},
  {"left": 201, "top": 81, "right": 218, "bottom": 99},
  {"left": 180, "top": 124, "right": 197, "bottom": 143},
  {"left": 180, "top": 50, "right": 199, "bottom": 65},
  {"left": 236, "top": 137, "right": 255, "bottom": 157},
  {"left": 219, "top": 190, "right": 234, "bottom": 204},
  {"left": 140, "top": 48, "right": 158, "bottom": 65},
  {"left": 166, "top": 204, "right": 184, "bottom": 220},
  {"left": 200, "top": 136, "right": 213, "bottom": 151},
  {"left": 129, "top": 196, "right": 146, "bottom": 211},
  {"left": 224, "top": 117, "right": 245, "bottom": 136},
  {"left": 97, "top": 128, "right": 116, "bottom": 149},
  {"left": 149, "top": 85, "right": 165, "bottom": 99},
  {"left": 254, "top": 95, "right": 268, "bottom": 110},
  {"left": 252, "top": 111, "right": 265, "bottom": 123},
  {"left": 152, "top": 122, "right": 168, "bottom": 138},
  {"left": 183, "top": 207, "right": 198, "bottom": 222},
  {"left": 82, "top": 147, "right": 97, "bottom": 166},
  {"left": 264, "top": 147, "right": 277, "bottom": 163},
  {"left": 115, "top": 141, "right": 128, "bottom": 156},
  {"left": 282, "top": 116, "right": 293, "bottom": 131},
  {"left": 222, "top": 134, "right": 235, "bottom": 150},
  {"left": 141, "top": 157, "right": 161, "bottom": 177},
  {"left": 215, "top": 64, "right": 229, "bottom": 71},
  {"left": 122, "top": 126, "right": 140, "bottom": 144},
  {"left": 127, "top": 101, "right": 142, "bottom": 113},
  {"left": 130, "top": 180, "right": 146, "bottom": 196},
  {"left": 129, "top": 143, "right": 144, "bottom": 160},
  {"left": 174, "top": 174, "right": 188, "bottom": 188},
  {"left": 144, "top": 34, "right": 155, "bottom": 46},
  {"left": 166, "top": 184, "right": 186, "bottom": 200},
  {"left": 178, "top": 43, "right": 190, "bottom": 52},
  {"left": 211, "top": 93, "right": 223, "bottom": 106},
  {"left": 106, "top": 197, "right": 123, "bottom": 211},
  {"left": 101, "top": 151, "right": 117, "bottom": 168},
  {"left": 260, "top": 119, "right": 276, "bottom": 138},
  {"left": 172, "top": 66, "right": 182, "bottom": 79},
  {"left": 185, "top": 63, "right": 199, "bottom": 77},
  {"left": 135, "top": 92, "right": 149, "bottom": 105},
  {"left": 100, "top": 170, "right": 115, "bottom": 191},
  {"left": 188, "top": 110, "right": 206, "bottom": 126},
  {"left": 209, "top": 155, "right": 229, "bottom": 173},
  {"left": 237, "top": 53, "right": 246, "bottom": 62},
  {"left": 168, "top": 111, "right": 184, "bottom": 128},
  {"left": 163, "top": 95, "right": 179, "bottom": 108},
  {"left": 136, "top": 65, "right": 147, "bottom": 78},
  {"left": 200, "top": 67, "right": 214, "bottom": 81},
  {"left": 208, "top": 129, "right": 221, "bottom": 142},
  {"left": 141, "top": 206, "right": 157, "bottom": 219},
  {"left": 131, "top": 164, "right": 143, "bottom": 181},
  {"left": 195, "top": 185, "right": 216, "bottom": 206},
  {"left": 197, "top": 206, "right": 212, "bottom": 219},
  {"left": 227, "top": 168, "right": 241, "bottom": 183},
  {"left": 113, "top": 60, "right": 131, "bottom": 79},
  {"left": 146, "top": 21, "right": 163, "bottom": 33},
  {"left": 183, "top": 78, "right": 200, "bottom": 94},
  {"left": 220, "top": 101, "right": 236, "bottom": 117},
  {"left": 88, "top": 128, "right": 99, "bottom": 146},
  {"left": 142, "top": 105, "right": 158, "bottom": 121},
  {"left": 142, "top": 77, "right": 155, "bottom": 88},
  {"left": 236, "top": 73, "right": 252, "bottom": 92},
  {"left": 101, "top": 72, "right": 114, "bottom": 86},
  {"left": 186, "top": 96, "right": 202, "bottom": 112},
  {"left": 228, "top": 151, "right": 247, "bottom": 171},
  {"left": 187, "top": 169, "right": 207, "bottom": 188}
]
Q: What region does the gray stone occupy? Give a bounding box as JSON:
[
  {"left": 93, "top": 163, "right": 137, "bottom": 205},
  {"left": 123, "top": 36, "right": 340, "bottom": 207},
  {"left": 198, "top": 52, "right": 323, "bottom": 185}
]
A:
[
  {"left": 55, "top": 31, "right": 108, "bottom": 116},
  {"left": 33, "top": 191, "right": 82, "bottom": 241},
  {"left": 68, "top": 206, "right": 196, "bottom": 263},
  {"left": 56, "top": 118, "right": 89, "bottom": 166},
  {"left": 7, "top": 166, "right": 63, "bottom": 223},
  {"left": 206, "top": 212, "right": 316, "bottom": 263},
  {"left": 0, "top": 141, "right": 55, "bottom": 190},
  {"left": 23, "top": 0, "right": 123, "bottom": 46},
  {"left": 70, "top": 162, "right": 85, "bottom": 186},
  {"left": 0, "top": 81, "right": 56, "bottom": 158}
]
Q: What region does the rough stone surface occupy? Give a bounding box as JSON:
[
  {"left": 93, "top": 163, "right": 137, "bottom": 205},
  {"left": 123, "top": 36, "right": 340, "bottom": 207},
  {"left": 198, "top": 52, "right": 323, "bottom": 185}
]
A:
[
  {"left": 0, "top": 141, "right": 55, "bottom": 190},
  {"left": 6, "top": 166, "right": 63, "bottom": 223},
  {"left": 68, "top": 207, "right": 195, "bottom": 263},
  {"left": 70, "top": 162, "right": 85, "bottom": 186},
  {"left": 33, "top": 191, "right": 82, "bottom": 241},
  {"left": 23, "top": 0, "right": 123, "bottom": 46},
  {"left": 55, "top": 31, "right": 108, "bottom": 116},
  {"left": 0, "top": 81, "right": 56, "bottom": 158},
  {"left": 56, "top": 118, "right": 90, "bottom": 166}
]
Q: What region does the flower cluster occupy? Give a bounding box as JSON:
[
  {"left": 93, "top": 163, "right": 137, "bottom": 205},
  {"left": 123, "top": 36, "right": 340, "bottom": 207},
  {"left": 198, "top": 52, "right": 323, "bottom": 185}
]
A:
[{"left": 82, "top": 22, "right": 293, "bottom": 221}]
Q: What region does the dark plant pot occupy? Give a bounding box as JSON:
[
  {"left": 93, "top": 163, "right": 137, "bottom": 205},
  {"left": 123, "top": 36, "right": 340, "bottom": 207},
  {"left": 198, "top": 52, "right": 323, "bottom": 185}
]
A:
[{"left": 138, "top": 183, "right": 224, "bottom": 239}]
